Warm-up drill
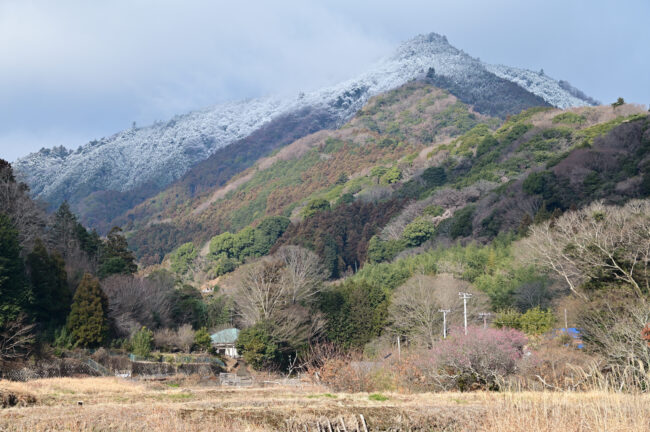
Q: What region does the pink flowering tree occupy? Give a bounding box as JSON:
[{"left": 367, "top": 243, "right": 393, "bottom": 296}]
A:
[{"left": 420, "top": 326, "right": 528, "bottom": 391}]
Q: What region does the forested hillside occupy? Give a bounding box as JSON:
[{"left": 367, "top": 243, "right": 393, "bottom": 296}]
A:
[
  {"left": 138, "top": 81, "right": 649, "bottom": 379},
  {"left": 2, "top": 75, "right": 649, "bottom": 393}
]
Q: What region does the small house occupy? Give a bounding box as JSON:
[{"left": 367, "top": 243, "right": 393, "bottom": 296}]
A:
[{"left": 210, "top": 328, "right": 240, "bottom": 358}]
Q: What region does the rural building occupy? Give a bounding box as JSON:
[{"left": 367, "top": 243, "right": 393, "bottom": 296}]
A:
[{"left": 210, "top": 328, "right": 240, "bottom": 358}]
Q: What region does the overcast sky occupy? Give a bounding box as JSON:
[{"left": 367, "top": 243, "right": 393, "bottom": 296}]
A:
[{"left": 1, "top": 0, "right": 648, "bottom": 162}]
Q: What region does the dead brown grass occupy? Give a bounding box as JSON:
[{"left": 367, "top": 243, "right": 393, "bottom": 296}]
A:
[{"left": 1, "top": 377, "right": 648, "bottom": 431}]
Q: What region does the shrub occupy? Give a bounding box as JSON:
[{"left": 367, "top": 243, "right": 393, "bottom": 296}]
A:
[
  {"left": 52, "top": 327, "right": 74, "bottom": 351},
  {"left": 476, "top": 135, "right": 499, "bottom": 157},
  {"left": 493, "top": 307, "right": 555, "bottom": 335},
  {"left": 449, "top": 205, "right": 475, "bottom": 239},
  {"left": 380, "top": 166, "right": 402, "bottom": 185},
  {"left": 367, "top": 236, "right": 405, "bottom": 263},
  {"left": 421, "top": 166, "right": 447, "bottom": 186},
  {"left": 301, "top": 198, "right": 331, "bottom": 218},
  {"left": 169, "top": 242, "right": 197, "bottom": 275},
  {"left": 552, "top": 112, "right": 586, "bottom": 125},
  {"left": 209, "top": 254, "right": 237, "bottom": 277},
  {"left": 518, "top": 307, "right": 555, "bottom": 335},
  {"left": 235, "top": 323, "right": 280, "bottom": 370},
  {"left": 130, "top": 327, "right": 154, "bottom": 357},
  {"left": 154, "top": 324, "right": 196, "bottom": 353},
  {"left": 193, "top": 327, "right": 211, "bottom": 352},
  {"left": 423, "top": 204, "right": 444, "bottom": 217},
  {"left": 493, "top": 309, "right": 522, "bottom": 329},
  {"left": 422, "top": 326, "right": 527, "bottom": 391},
  {"left": 522, "top": 170, "right": 556, "bottom": 196},
  {"left": 402, "top": 218, "right": 436, "bottom": 247}
]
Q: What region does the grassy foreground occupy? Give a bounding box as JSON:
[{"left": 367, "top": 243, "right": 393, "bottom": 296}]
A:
[{"left": 1, "top": 377, "right": 648, "bottom": 431}]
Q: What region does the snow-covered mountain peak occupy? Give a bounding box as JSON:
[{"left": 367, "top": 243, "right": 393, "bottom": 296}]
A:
[{"left": 14, "top": 32, "right": 597, "bottom": 218}]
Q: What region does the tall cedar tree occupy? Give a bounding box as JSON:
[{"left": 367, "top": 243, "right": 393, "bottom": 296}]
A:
[
  {"left": 51, "top": 202, "right": 102, "bottom": 260},
  {"left": 67, "top": 273, "right": 108, "bottom": 347},
  {"left": 99, "top": 227, "right": 137, "bottom": 278},
  {"left": 26, "top": 239, "right": 71, "bottom": 327},
  {"left": 0, "top": 213, "right": 32, "bottom": 326}
]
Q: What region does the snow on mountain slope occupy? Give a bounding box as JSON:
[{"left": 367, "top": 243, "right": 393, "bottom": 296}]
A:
[
  {"left": 484, "top": 64, "right": 596, "bottom": 109},
  {"left": 14, "top": 32, "right": 595, "bottom": 209}
]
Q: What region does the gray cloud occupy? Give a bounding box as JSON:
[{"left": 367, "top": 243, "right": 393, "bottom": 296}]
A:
[{"left": 1, "top": 0, "right": 648, "bottom": 161}]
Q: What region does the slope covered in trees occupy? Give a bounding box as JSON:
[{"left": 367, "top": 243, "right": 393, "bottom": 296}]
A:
[
  {"left": 0, "top": 160, "right": 235, "bottom": 371},
  {"left": 146, "top": 84, "right": 648, "bottom": 372},
  {"left": 128, "top": 82, "right": 497, "bottom": 264}
]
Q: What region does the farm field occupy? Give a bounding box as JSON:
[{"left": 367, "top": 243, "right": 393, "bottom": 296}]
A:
[{"left": 1, "top": 377, "right": 648, "bottom": 431}]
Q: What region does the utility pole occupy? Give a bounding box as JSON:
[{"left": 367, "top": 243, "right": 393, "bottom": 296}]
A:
[
  {"left": 564, "top": 308, "right": 568, "bottom": 330},
  {"left": 397, "top": 335, "right": 401, "bottom": 361},
  {"left": 439, "top": 309, "right": 451, "bottom": 339},
  {"left": 478, "top": 312, "right": 491, "bottom": 329},
  {"left": 459, "top": 292, "right": 473, "bottom": 335}
]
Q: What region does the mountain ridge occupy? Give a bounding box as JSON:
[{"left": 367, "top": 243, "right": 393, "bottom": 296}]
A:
[{"left": 14, "top": 32, "right": 597, "bottom": 232}]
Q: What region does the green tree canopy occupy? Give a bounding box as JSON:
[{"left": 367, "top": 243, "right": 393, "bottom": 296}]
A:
[
  {"left": 130, "top": 326, "right": 153, "bottom": 357},
  {"left": 99, "top": 226, "right": 137, "bottom": 278},
  {"left": 0, "top": 214, "right": 32, "bottom": 326},
  {"left": 66, "top": 273, "right": 108, "bottom": 347},
  {"left": 193, "top": 327, "right": 212, "bottom": 352},
  {"left": 26, "top": 239, "right": 70, "bottom": 327},
  {"left": 169, "top": 242, "right": 198, "bottom": 275},
  {"left": 320, "top": 280, "right": 388, "bottom": 348},
  {"left": 235, "top": 322, "right": 280, "bottom": 370},
  {"left": 402, "top": 218, "right": 436, "bottom": 247},
  {"left": 301, "top": 198, "right": 331, "bottom": 218}
]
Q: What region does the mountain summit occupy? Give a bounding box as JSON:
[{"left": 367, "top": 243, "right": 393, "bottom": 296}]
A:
[{"left": 14, "top": 32, "right": 596, "bottom": 228}]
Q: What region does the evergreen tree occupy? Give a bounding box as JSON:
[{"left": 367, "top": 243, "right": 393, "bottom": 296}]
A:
[
  {"left": 99, "top": 226, "right": 137, "bottom": 278},
  {"left": 66, "top": 273, "right": 108, "bottom": 347},
  {"left": 320, "top": 280, "right": 388, "bottom": 348},
  {"left": 26, "top": 239, "right": 71, "bottom": 327},
  {"left": 50, "top": 201, "right": 79, "bottom": 257},
  {"left": 51, "top": 202, "right": 102, "bottom": 260},
  {"left": 0, "top": 214, "right": 32, "bottom": 326},
  {"left": 193, "top": 327, "right": 212, "bottom": 352}
]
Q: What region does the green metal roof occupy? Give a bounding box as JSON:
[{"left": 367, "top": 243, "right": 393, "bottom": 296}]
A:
[{"left": 210, "top": 328, "right": 240, "bottom": 344}]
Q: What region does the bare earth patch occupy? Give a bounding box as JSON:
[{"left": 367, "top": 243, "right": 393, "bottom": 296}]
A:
[{"left": 1, "top": 377, "right": 648, "bottom": 431}]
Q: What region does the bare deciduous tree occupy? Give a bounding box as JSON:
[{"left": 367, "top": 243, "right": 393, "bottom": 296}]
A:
[
  {"left": 153, "top": 324, "right": 195, "bottom": 352},
  {"left": 0, "top": 315, "right": 36, "bottom": 368},
  {"left": 578, "top": 298, "right": 650, "bottom": 385},
  {"left": 0, "top": 163, "right": 47, "bottom": 251},
  {"left": 269, "top": 304, "right": 325, "bottom": 347},
  {"left": 388, "top": 273, "right": 488, "bottom": 347},
  {"left": 101, "top": 275, "right": 174, "bottom": 336},
  {"left": 275, "top": 245, "right": 325, "bottom": 304},
  {"left": 231, "top": 250, "right": 326, "bottom": 348},
  {"left": 522, "top": 199, "right": 650, "bottom": 300},
  {"left": 232, "top": 258, "right": 287, "bottom": 326}
]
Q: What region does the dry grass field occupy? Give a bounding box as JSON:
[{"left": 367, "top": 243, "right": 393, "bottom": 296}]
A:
[{"left": 1, "top": 377, "right": 648, "bottom": 431}]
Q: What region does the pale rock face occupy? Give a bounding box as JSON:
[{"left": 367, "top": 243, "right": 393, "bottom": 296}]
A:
[{"left": 14, "top": 33, "right": 595, "bottom": 205}]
